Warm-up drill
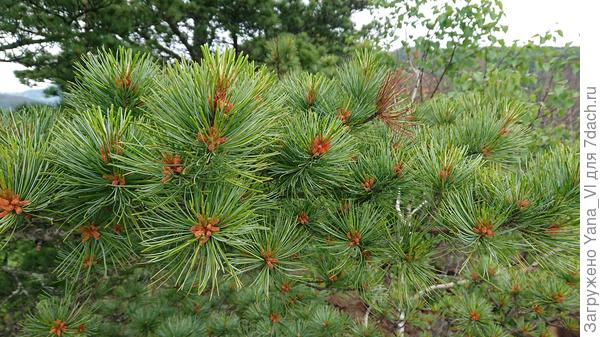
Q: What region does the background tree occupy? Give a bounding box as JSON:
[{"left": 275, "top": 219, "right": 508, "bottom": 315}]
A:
[
  {"left": 0, "top": 0, "right": 372, "bottom": 89},
  {"left": 243, "top": 0, "right": 371, "bottom": 72},
  {"left": 369, "top": 0, "right": 579, "bottom": 142}
]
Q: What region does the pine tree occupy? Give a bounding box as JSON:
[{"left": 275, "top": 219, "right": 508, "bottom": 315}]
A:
[{"left": 1, "top": 46, "right": 578, "bottom": 337}]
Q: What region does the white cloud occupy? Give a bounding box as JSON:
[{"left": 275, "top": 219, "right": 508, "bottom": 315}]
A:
[
  {"left": 499, "top": 0, "right": 580, "bottom": 45},
  {"left": 0, "top": 62, "right": 51, "bottom": 93}
]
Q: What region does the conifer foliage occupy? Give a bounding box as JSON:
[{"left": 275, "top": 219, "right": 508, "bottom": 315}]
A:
[{"left": 1, "top": 47, "right": 578, "bottom": 336}]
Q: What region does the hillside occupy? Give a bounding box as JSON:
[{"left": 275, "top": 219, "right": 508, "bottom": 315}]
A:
[{"left": 0, "top": 88, "right": 60, "bottom": 110}]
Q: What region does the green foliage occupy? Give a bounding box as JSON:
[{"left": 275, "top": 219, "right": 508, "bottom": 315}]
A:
[
  {"left": 454, "top": 46, "right": 579, "bottom": 130},
  {"left": 156, "top": 316, "right": 204, "bottom": 337},
  {"left": 21, "top": 293, "right": 95, "bottom": 337},
  {"left": 65, "top": 47, "right": 159, "bottom": 116},
  {"left": 123, "top": 47, "right": 278, "bottom": 188},
  {"left": 0, "top": 107, "right": 59, "bottom": 241},
  {"left": 334, "top": 49, "right": 391, "bottom": 125},
  {"left": 0, "top": 46, "right": 579, "bottom": 337},
  {"left": 265, "top": 34, "right": 302, "bottom": 77},
  {"left": 233, "top": 214, "right": 307, "bottom": 295},
  {"left": 141, "top": 183, "right": 262, "bottom": 294},
  {"left": 51, "top": 107, "right": 140, "bottom": 228},
  {"left": 271, "top": 110, "right": 356, "bottom": 197}
]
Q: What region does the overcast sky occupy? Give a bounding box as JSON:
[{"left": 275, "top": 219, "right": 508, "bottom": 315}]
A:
[{"left": 0, "top": 0, "right": 581, "bottom": 93}]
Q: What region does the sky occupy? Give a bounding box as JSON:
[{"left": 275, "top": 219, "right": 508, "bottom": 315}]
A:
[{"left": 0, "top": 0, "right": 581, "bottom": 93}]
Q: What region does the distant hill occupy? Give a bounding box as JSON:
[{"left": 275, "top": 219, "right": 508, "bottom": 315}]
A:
[{"left": 0, "top": 88, "right": 61, "bottom": 111}]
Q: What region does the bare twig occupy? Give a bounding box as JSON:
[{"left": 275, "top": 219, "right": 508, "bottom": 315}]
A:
[
  {"left": 394, "top": 278, "right": 470, "bottom": 336},
  {"left": 535, "top": 74, "right": 554, "bottom": 127},
  {"left": 413, "top": 279, "right": 469, "bottom": 301},
  {"left": 396, "top": 310, "right": 406, "bottom": 336},
  {"left": 430, "top": 44, "right": 457, "bottom": 99},
  {"left": 411, "top": 49, "right": 428, "bottom": 103}
]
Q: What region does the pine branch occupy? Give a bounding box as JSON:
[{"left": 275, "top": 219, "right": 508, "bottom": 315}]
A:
[
  {"left": 0, "top": 38, "right": 56, "bottom": 52},
  {"left": 0, "top": 266, "right": 31, "bottom": 305},
  {"left": 12, "top": 226, "right": 65, "bottom": 242}
]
